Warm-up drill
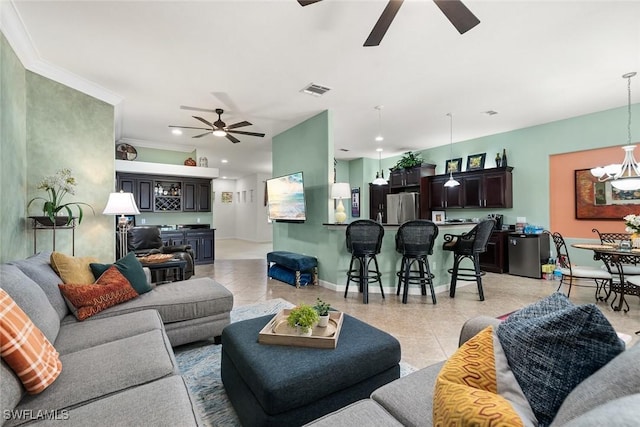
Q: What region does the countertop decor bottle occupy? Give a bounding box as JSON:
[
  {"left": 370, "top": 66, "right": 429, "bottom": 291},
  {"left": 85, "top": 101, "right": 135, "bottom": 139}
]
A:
[
  {"left": 495, "top": 153, "right": 501, "bottom": 167},
  {"left": 501, "top": 149, "right": 508, "bottom": 167}
]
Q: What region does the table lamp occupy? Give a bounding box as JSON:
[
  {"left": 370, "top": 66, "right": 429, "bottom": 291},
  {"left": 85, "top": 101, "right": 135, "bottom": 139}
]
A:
[
  {"left": 103, "top": 191, "right": 140, "bottom": 259},
  {"left": 331, "top": 183, "right": 351, "bottom": 224}
]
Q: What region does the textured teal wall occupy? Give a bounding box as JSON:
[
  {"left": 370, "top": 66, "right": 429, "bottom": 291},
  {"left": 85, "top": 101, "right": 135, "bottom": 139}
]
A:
[
  {"left": 136, "top": 146, "right": 197, "bottom": 165},
  {"left": 25, "top": 73, "right": 115, "bottom": 261},
  {"left": 272, "top": 110, "right": 336, "bottom": 282},
  {"left": 0, "top": 34, "right": 29, "bottom": 261}
]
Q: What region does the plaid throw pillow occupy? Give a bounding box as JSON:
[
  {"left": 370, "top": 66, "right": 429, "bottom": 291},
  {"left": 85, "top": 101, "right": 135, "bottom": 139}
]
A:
[{"left": 0, "top": 289, "right": 62, "bottom": 394}]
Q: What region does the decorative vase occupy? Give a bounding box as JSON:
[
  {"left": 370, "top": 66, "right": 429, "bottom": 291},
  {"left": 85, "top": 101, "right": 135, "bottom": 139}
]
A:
[
  {"left": 317, "top": 314, "right": 329, "bottom": 328},
  {"left": 296, "top": 325, "right": 313, "bottom": 337},
  {"left": 495, "top": 153, "right": 501, "bottom": 167},
  {"left": 30, "top": 216, "right": 73, "bottom": 227},
  {"left": 500, "top": 149, "right": 508, "bottom": 167}
]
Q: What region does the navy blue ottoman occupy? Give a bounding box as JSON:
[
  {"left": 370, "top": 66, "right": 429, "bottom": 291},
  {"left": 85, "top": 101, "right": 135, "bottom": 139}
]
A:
[
  {"left": 267, "top": 251, "right": 318, "bottom": 287},
  {"left": 221, "top": 314, "right": 401, "bottom": 427}
]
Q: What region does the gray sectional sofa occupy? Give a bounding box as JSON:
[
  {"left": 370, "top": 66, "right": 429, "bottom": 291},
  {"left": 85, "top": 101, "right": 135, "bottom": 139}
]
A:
[
  {"left": 308, "top": 316, "right": 640, "bottom": 427},
  {"left": 1, "top": 251, "right": 234, "bottom": 427}
]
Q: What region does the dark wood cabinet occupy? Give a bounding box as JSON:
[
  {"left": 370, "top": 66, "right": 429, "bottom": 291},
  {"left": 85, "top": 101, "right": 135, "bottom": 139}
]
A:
[
  {"left": 116, "top": 173, "right": 211, "bottom": 213},
  {"left": 185, "top": 230, "right": 215, "bottom": 264},
  {"left": 389, "top": 165, "right": 435, "bottom": 189},
  {"left": 427, "top": 167, "right": 513, "bottom": 211},
  {"left": 161, "top": 231, "right": 184, "bottom": 247},
  {"left": 479, "top": 230, "right": 509, "bottom": 273},
  {"left": 369, "top": 183, "right": 390, "bottom": 222}
]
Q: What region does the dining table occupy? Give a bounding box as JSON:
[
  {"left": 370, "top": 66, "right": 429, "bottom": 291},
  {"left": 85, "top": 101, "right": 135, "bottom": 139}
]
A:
[{"left": 572, "top": 243, "right": 640, "bottom": 313}]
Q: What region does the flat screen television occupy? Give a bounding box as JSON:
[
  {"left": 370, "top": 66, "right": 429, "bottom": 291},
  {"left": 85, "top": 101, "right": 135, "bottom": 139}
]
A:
[{"left": 266, "top": 171, "right": 307, "bottom": 222}]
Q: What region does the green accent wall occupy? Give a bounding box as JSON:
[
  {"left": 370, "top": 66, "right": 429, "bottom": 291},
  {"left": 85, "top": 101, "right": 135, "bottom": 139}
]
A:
[
  {"left": 1, "top": 33, "right": 115, "bottom": 262},
  {"left": 1, "top": 33, "right": 28, "bottom": 260},
  {"left": 272, "top": 110, "right": 338, "bottom": 283},
  {"left": 135, "top": 146, "right": 197, "bottom": 165}
]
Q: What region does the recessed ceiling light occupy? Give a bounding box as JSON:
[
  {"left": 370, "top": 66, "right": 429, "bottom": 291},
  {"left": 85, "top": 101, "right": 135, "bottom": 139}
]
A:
[
  {"left": 222, "top": 176, "right": 227, "bottom": 179},
  {"left": 221, "top": 159, "right": 228, "bottom": 163},
  {"left": 172, "top": 129, "right": 183, "bottom": 135},
  {"left": 376, "top": 148, "right": 383, "bottom": 152}
]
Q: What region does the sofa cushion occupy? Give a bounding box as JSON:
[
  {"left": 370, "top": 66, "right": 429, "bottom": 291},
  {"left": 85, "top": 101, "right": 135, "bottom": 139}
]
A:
[
  {"left": 55, "top": 310, "right": 163, "bottom": 355},
  {"left": 0, "top": 264, "right": 60, "bottom": 343},
  {"left": 433, "top": 326, "right": 536, "bottom": 427},
  {"left": 8, "top": 252, "right": 69, "bottom": 320},
  {"left": 550, "top": 343, "right": 640, "bottom": 426},
  {"left": 90, "top": 252, "right": 152, "bottom": 295},
  {"left": 50, "top": 251, "right": 98, "bottom": 284},
  {"left": 11, "top": 329, "right": 177, "bottom": 420},
  {"left": 496, "top": 292, "right": 624, "bottom": 427},
  {"left": 39, "top": 376, "right": 201, "bottom": 427},
  {"left": 305, "top": 399, "right": 403, "bottom": 426},
  {"left": 58, "top": 266, "right": 139, "bottom": 320},
  {"left": 87, "top": 277, "right": 233, "bottom": 325},
  {"left": 559, "top": 394, "right": 640, "bottom": 427},
  {"left": 0, "top": 289, "right": 62, "bottom": 394}
]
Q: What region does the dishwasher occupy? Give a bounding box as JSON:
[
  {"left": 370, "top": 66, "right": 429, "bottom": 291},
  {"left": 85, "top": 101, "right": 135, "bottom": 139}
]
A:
[{"left": 508, "top": 233, "right": 550, "bottom": 279}]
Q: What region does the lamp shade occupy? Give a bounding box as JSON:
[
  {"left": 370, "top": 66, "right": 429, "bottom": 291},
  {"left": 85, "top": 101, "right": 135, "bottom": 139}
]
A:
[
  {"left": 331, "top": 183, "right": 351, "bottom": 200},
  {"left": 103, "top": 192, "right": 140, "bottom": 215}
]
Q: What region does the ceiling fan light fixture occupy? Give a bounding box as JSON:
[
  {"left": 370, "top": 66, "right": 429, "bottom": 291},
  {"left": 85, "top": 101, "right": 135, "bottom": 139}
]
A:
[{"left": 212, "top": 129, "right": 227, "bottom": 137}]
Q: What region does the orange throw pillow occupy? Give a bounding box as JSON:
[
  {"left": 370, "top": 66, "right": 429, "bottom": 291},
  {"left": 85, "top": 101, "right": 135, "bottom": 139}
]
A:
[
  {"left": 0, "top": 289, "right": 62, "bottom": 394},
  {"left": 58, "top": 266, "right": 138, "bottom": 321}
]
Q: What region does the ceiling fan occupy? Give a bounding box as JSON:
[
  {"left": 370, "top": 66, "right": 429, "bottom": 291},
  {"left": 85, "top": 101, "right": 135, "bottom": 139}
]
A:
[
  {"left": 169, "top": 109, "right": 265, "bottom": 144},
  {"left": 298, "top": 0, "right": 480, "bottom": 46}
]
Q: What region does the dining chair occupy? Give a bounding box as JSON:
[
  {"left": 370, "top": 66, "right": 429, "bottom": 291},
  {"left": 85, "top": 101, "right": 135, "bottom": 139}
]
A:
[{"left": 547, "top": 230, "right": 611, "bottom": 299}]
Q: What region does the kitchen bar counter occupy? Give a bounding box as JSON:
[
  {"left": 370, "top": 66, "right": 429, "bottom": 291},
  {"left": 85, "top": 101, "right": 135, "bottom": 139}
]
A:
[{"left": 322, "top": 222, "right": 476, "bottom": 297}]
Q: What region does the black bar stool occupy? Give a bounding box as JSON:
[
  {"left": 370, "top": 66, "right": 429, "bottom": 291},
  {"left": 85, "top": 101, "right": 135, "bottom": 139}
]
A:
[
  {"left": 395, "top": 220, "right": 439, "bottom": 304},
  {"left": 442, "top": 219, "right": 495, "bottom": 301},
  {"left": 345, "top": 220, "right": 385, "bottom": 304}
]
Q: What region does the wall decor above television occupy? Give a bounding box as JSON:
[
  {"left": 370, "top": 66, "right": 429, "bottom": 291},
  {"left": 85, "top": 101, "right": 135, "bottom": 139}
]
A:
[{"left": 266, "top": 171, "right": 307, "bottom": 223}]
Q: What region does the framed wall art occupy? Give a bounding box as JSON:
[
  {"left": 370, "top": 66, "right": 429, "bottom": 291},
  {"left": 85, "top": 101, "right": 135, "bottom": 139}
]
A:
[
  {"left": 221, "top": 192, "right": 233, "bottom": 204},
  {"left": 575, "top": 168, "right": 640, "bottom": 219},
  {"left": 466, "top": 153, "right": 486, "bottom": 171},
  {"left": 351, "top": 187, "right": 360, "bottom": 217},
  {"left": 445, "top": 158, "right": 462, "bottom": 174},
  {"left": 432, "top": 210, "right": 446, "bottom": 224}
]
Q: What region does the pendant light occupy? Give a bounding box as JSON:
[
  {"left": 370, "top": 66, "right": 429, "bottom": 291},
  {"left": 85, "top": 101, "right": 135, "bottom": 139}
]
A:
[
  {"left": 375, "top": 105, "right": 384, "bottom": 142},
  {"left": 373, "top": 148, "right": 388, "bottom": 185},
  {"left": 444, "top": 113, "right": 460, "bottom": 188},
  {"left": 591, "top": 72, "right": 640, "bottom": 190}
]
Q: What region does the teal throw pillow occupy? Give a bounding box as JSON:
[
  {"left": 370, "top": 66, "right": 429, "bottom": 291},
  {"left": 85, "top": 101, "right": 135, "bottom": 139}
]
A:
[
  {"left": 90, "top": 252, "right": 152, "bottom": 295},
  {"left": 496, "top": 293, "right": 624, "bottom": 427}
]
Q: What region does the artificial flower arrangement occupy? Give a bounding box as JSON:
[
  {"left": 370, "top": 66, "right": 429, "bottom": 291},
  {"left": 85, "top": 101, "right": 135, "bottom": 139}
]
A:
[
  {"left": 624, "top": 214, "right": 640, "bottom": 234},
  {"left": 27, "top": 168, "right": 94, "bottom": 225}
]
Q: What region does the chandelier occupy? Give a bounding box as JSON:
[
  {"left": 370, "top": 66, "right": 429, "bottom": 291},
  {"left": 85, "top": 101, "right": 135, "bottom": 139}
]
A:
[{"left": 590, "top": 72, "right": 639, "bottom": 190}]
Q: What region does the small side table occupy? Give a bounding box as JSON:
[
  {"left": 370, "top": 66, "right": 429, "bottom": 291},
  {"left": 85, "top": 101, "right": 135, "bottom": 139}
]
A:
[{"left": 140, "top": 259, "right": 187, "bottom": 283}]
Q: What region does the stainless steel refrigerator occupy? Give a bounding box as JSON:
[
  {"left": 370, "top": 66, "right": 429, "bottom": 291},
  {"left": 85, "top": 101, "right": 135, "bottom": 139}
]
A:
[
  {"left": 508, "top": 233, "right": 550, "bottom": 279},
  {"left": 386, "top": 192, "right": 420, "bottom": 225}
]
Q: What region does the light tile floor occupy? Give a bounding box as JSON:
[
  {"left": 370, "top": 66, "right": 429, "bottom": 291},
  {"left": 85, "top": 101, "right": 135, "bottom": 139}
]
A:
[{"left": 198, "top": 239, "right": 639, "bottom": 369}]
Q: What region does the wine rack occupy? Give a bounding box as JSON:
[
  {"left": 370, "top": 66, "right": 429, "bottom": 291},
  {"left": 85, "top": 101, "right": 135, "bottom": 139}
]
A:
[{"left": 155, "top": 196, "right": 181, "bottom": 211}]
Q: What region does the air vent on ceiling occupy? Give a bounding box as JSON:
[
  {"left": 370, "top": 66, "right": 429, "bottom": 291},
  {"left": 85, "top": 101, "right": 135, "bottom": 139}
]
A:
[
  {"left": 300, "top": 83, "right": 331, "bottom": 97},
  {"left": 339, "top": 148, "right": 350, "bottom": 152},
  {"left": 483, "top": 110, "right": 498, "bottom": 116}
]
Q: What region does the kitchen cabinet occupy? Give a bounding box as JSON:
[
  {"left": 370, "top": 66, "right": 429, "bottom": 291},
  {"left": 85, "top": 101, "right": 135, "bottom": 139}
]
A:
[
  {"left": 479, "top": 230, "right": 509, "bottom": 273},
  {"left": 427, "top": 167, "right": 513, "bottom": 210},
  {"left": 116, "top": 173, "right": 211, "bottom": 213},
  {"left": 185, "top": 230, "right": 215, "bottom": 264},
  {"left": 369, "top": 183, "right": 390, "bottom": 222},
  {"left": 389, "top": 165, "right": 436, "bottom": 189},
  {"left": 161, "top": 229, "right": 215, "bottom": 265},
  {"left": 116, "top": 174, "right": 154, "bottom": 212}
]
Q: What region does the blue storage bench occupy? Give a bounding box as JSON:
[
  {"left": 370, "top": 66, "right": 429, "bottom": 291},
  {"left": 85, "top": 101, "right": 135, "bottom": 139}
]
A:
[{"left": 267, "top": 251, "right": 318, "bottom": 288}]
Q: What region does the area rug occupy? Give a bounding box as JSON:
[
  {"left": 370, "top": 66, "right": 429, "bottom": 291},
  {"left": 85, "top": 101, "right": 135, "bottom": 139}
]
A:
[{"left": 174, "top": 298, "right": 417, "bottom": 427}]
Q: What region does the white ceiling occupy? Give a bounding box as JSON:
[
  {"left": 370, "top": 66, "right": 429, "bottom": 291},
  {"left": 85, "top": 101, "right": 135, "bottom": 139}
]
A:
[{"left": 7, "top": 0, "right": 640, "bottom": 179}]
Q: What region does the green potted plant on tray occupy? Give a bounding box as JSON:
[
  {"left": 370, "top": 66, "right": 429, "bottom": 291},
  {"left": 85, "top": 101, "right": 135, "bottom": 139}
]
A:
[
  {"left": 390, "top": 151, "right": 424, "bottom": 172},
  {"left": 313, "top": 298, "right": 331, "bottom": 328},
  {"left": 287, "top": 303, "right": 319, "bottom": 336},
  {"left": 27, "top": 168, "right": 94, "bottom": 226}
]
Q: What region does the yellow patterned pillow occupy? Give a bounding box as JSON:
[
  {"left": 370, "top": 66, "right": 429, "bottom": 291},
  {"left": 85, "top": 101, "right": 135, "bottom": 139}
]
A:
[
  {"left": 50, "top": 252, "right": 98, "bottom": 284},
  {"left": 433, "top": 326, "right": 535, "bottom": 427}
]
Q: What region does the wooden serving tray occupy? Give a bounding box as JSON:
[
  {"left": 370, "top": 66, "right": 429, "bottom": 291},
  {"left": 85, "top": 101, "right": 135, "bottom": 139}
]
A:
[{"left": 258, "top": 309, "right": 344, "bottom": 349}]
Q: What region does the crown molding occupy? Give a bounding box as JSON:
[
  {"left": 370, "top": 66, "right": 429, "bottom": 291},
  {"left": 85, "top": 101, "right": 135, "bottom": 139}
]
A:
[{"left": 0, "top": 0, "right": 123, "bottom": 108}]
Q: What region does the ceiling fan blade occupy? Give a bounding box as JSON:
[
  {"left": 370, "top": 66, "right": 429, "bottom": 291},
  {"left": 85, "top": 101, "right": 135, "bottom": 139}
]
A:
[
  {"left": 364, "top": 0, "right": 404, "bottom": 47},
  {"left": 228, "top": 130, "right": 265, "bottom": 138},
  {"left": 193, "top": 131, "right": 212, "bottom": 138},
  {"left": 225, "top": 134, "right": 241, "bottom": 144},
  {"left": 433, "top": 0, "right": 480, "bottom": 34},
  {"left": 226, "top": 120, "right": 252, "bottom": 130},
  {"left": 169, "top": 125, "right": 211, "bottom": 130},
  {"left": 298, "top": 0, "right": 323, "bottom": 6},
  {"left": 180, "top": 105, "right": 217, "bottom": 113},
  {"left": 193, "top": 116, "right": 214, "bottom": 127}
]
